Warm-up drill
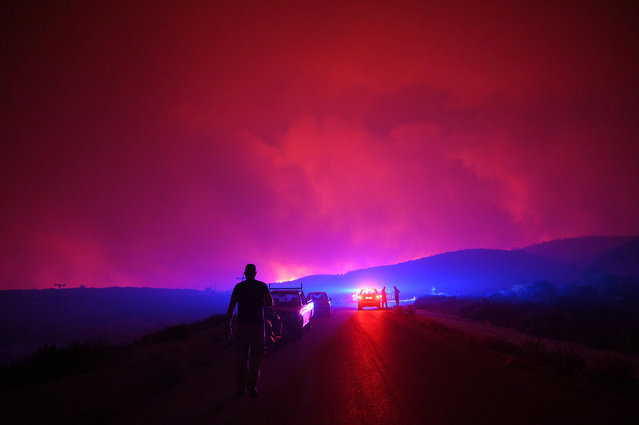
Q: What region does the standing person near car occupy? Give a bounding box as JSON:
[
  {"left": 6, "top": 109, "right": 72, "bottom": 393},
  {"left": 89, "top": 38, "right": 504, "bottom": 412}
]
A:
[
  {"left": 394, "top": 285, "right": 400, "bottom": 307},
  {"left": 381, "top": 286, "right": 388, "bottom": 309},
  {"left": 224, "top": 264, "right": 273, "bottom": 399}
]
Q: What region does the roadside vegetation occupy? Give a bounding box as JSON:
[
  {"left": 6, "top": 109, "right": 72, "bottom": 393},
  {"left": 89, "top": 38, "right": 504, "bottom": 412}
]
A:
[
  {"left": 394, "top": 302, "right": 638, "bottom": 394},
  {"left": 415, "top": 274, "right": 639, "bottom": 355},
  {"left": 486, "top": 337, "right": 637, "bottom": 393},
  {"left": 0, "top": 314, "right": 226, "bottom": 394}
]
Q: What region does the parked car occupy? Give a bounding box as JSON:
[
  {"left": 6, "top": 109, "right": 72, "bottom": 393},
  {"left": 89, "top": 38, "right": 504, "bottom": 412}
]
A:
[
  {"left": 269, "top": 285, "right": 314, "bottom": 338},
  {"left": 357, "top": 288, "right": 381, "bottom": 310},
  {"left": 306, "top": 291, "right": 332, "bottom": 317}
]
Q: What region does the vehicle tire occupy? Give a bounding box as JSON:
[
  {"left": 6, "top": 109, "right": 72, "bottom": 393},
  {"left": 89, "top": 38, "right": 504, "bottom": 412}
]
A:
[{"left": 358, "top": 305, "right": 362, "bottom": 310}]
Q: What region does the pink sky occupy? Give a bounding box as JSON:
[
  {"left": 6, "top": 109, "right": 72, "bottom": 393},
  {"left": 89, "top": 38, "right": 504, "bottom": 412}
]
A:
[{"left": 2, "top": 1, "right": 638, "bottom": 289}]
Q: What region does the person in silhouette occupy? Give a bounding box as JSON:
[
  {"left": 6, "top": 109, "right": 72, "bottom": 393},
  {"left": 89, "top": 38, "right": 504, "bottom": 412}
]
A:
[
  {"left": 381, "top": 286, "right": 388, "bottom": 309},
  {"left": 394, "top": 285, "right": 400, "bottom": 307},
  {"left": 224, "top": 264, "right": 273, "bottom": 399}
]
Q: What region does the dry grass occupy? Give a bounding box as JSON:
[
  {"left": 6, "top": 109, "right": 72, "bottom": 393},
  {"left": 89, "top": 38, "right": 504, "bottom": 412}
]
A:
[{"left": 485, "top": 336, "right": 637, "bottom": 392}]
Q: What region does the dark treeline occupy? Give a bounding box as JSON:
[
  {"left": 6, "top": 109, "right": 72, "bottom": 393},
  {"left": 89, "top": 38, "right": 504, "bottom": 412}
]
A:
[{"left": 415, "top": 273, "right": 639, "bottom": 355}]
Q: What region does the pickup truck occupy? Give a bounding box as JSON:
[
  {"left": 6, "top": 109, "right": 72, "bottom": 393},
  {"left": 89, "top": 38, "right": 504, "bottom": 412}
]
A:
[{"left": 269, "top": 285, "right": 314, "bottom": 339}]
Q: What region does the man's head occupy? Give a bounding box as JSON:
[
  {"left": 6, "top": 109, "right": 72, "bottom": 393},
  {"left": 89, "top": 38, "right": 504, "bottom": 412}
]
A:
[{"left": 244, "top": 263, "right": 257, "bottom": 280}]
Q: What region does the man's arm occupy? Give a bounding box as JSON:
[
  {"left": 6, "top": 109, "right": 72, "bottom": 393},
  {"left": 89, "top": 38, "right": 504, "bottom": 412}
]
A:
[
  {"left": 263, "top": 287, "right": 273, "bottom": 308},
  {"left": 224, "top": 295, "right": 238, "bottom": 339}
]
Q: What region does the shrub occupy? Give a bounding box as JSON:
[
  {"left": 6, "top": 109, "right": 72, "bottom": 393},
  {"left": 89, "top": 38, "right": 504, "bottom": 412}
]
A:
[
  {"left": 548, "top": 346, "right": 585, "bottom": 376},
  {"left": 0, "top": 341, "right": 113, "bottom": 391},
  {"left": 487, "top": 338, "right": 521, "bottom": 355},
  {"left": 585, "top": 356, "right": 635, "bottom": 388},
  {"left": 139, "top": 324, "right": 189, "bottom": 344}
]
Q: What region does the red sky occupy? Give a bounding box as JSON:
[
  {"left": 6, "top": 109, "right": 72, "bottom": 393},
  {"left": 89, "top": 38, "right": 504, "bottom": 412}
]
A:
[{"left": 2, "top": 1, "right": 638, "bottom": 289}]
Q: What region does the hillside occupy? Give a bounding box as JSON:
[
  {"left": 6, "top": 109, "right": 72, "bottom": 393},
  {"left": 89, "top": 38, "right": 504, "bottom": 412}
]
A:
[
  {"left": 290, "top": 236, "right": 639, "bottom": 299},
  {"left": 517, "top": 236, "right": 636, "bottom": 265},
  {"left": 286, "top": 249, "right": 583, "bottom": 299},
  {"left": 589, "top": 237, "right": 639, "bottom": 276}
]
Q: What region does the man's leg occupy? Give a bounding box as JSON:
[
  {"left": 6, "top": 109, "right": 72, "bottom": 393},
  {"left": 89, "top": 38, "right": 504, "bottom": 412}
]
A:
[
  {"left": 246, "top": 324, "right": 265, "bottom": 391},
  {"left": 235, "top": 326, "right": 250, "bottom": 392}
]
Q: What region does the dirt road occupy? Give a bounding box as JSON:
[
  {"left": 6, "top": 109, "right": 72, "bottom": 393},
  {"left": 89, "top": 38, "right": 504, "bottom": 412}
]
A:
[{"left": 193, "top": 308, "right": 638, "bottom": 425}]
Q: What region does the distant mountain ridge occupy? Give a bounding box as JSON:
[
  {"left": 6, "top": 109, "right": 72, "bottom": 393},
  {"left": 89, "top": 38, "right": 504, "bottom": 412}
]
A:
[
  {"left": 282, "top": 236, "right": 639, "bottom": 298},
  {"left": 285, "top": 249, "right": 581, "bottom": 298}
]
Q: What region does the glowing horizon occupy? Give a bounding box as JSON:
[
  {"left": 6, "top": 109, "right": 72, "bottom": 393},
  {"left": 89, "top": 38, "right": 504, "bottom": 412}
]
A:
[{"left": 2, "top": 2, "right": 638, "bottom": 291}]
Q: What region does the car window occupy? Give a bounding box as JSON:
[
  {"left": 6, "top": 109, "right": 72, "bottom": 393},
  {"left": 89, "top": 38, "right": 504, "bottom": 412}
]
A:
[{"left": 272, "top": 293, "right": 301, "bottom": 306}]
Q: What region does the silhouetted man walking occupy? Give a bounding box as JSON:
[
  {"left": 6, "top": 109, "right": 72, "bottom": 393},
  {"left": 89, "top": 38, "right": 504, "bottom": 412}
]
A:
[
  {"left": 224, "top": 264, "right": 273, "bottom": 399},
  {"left": 381, "top": 286, "right": 388, "bottom": 309},
  {"left": 394, "top": 285, "right": 400, "bottom": 307}
]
